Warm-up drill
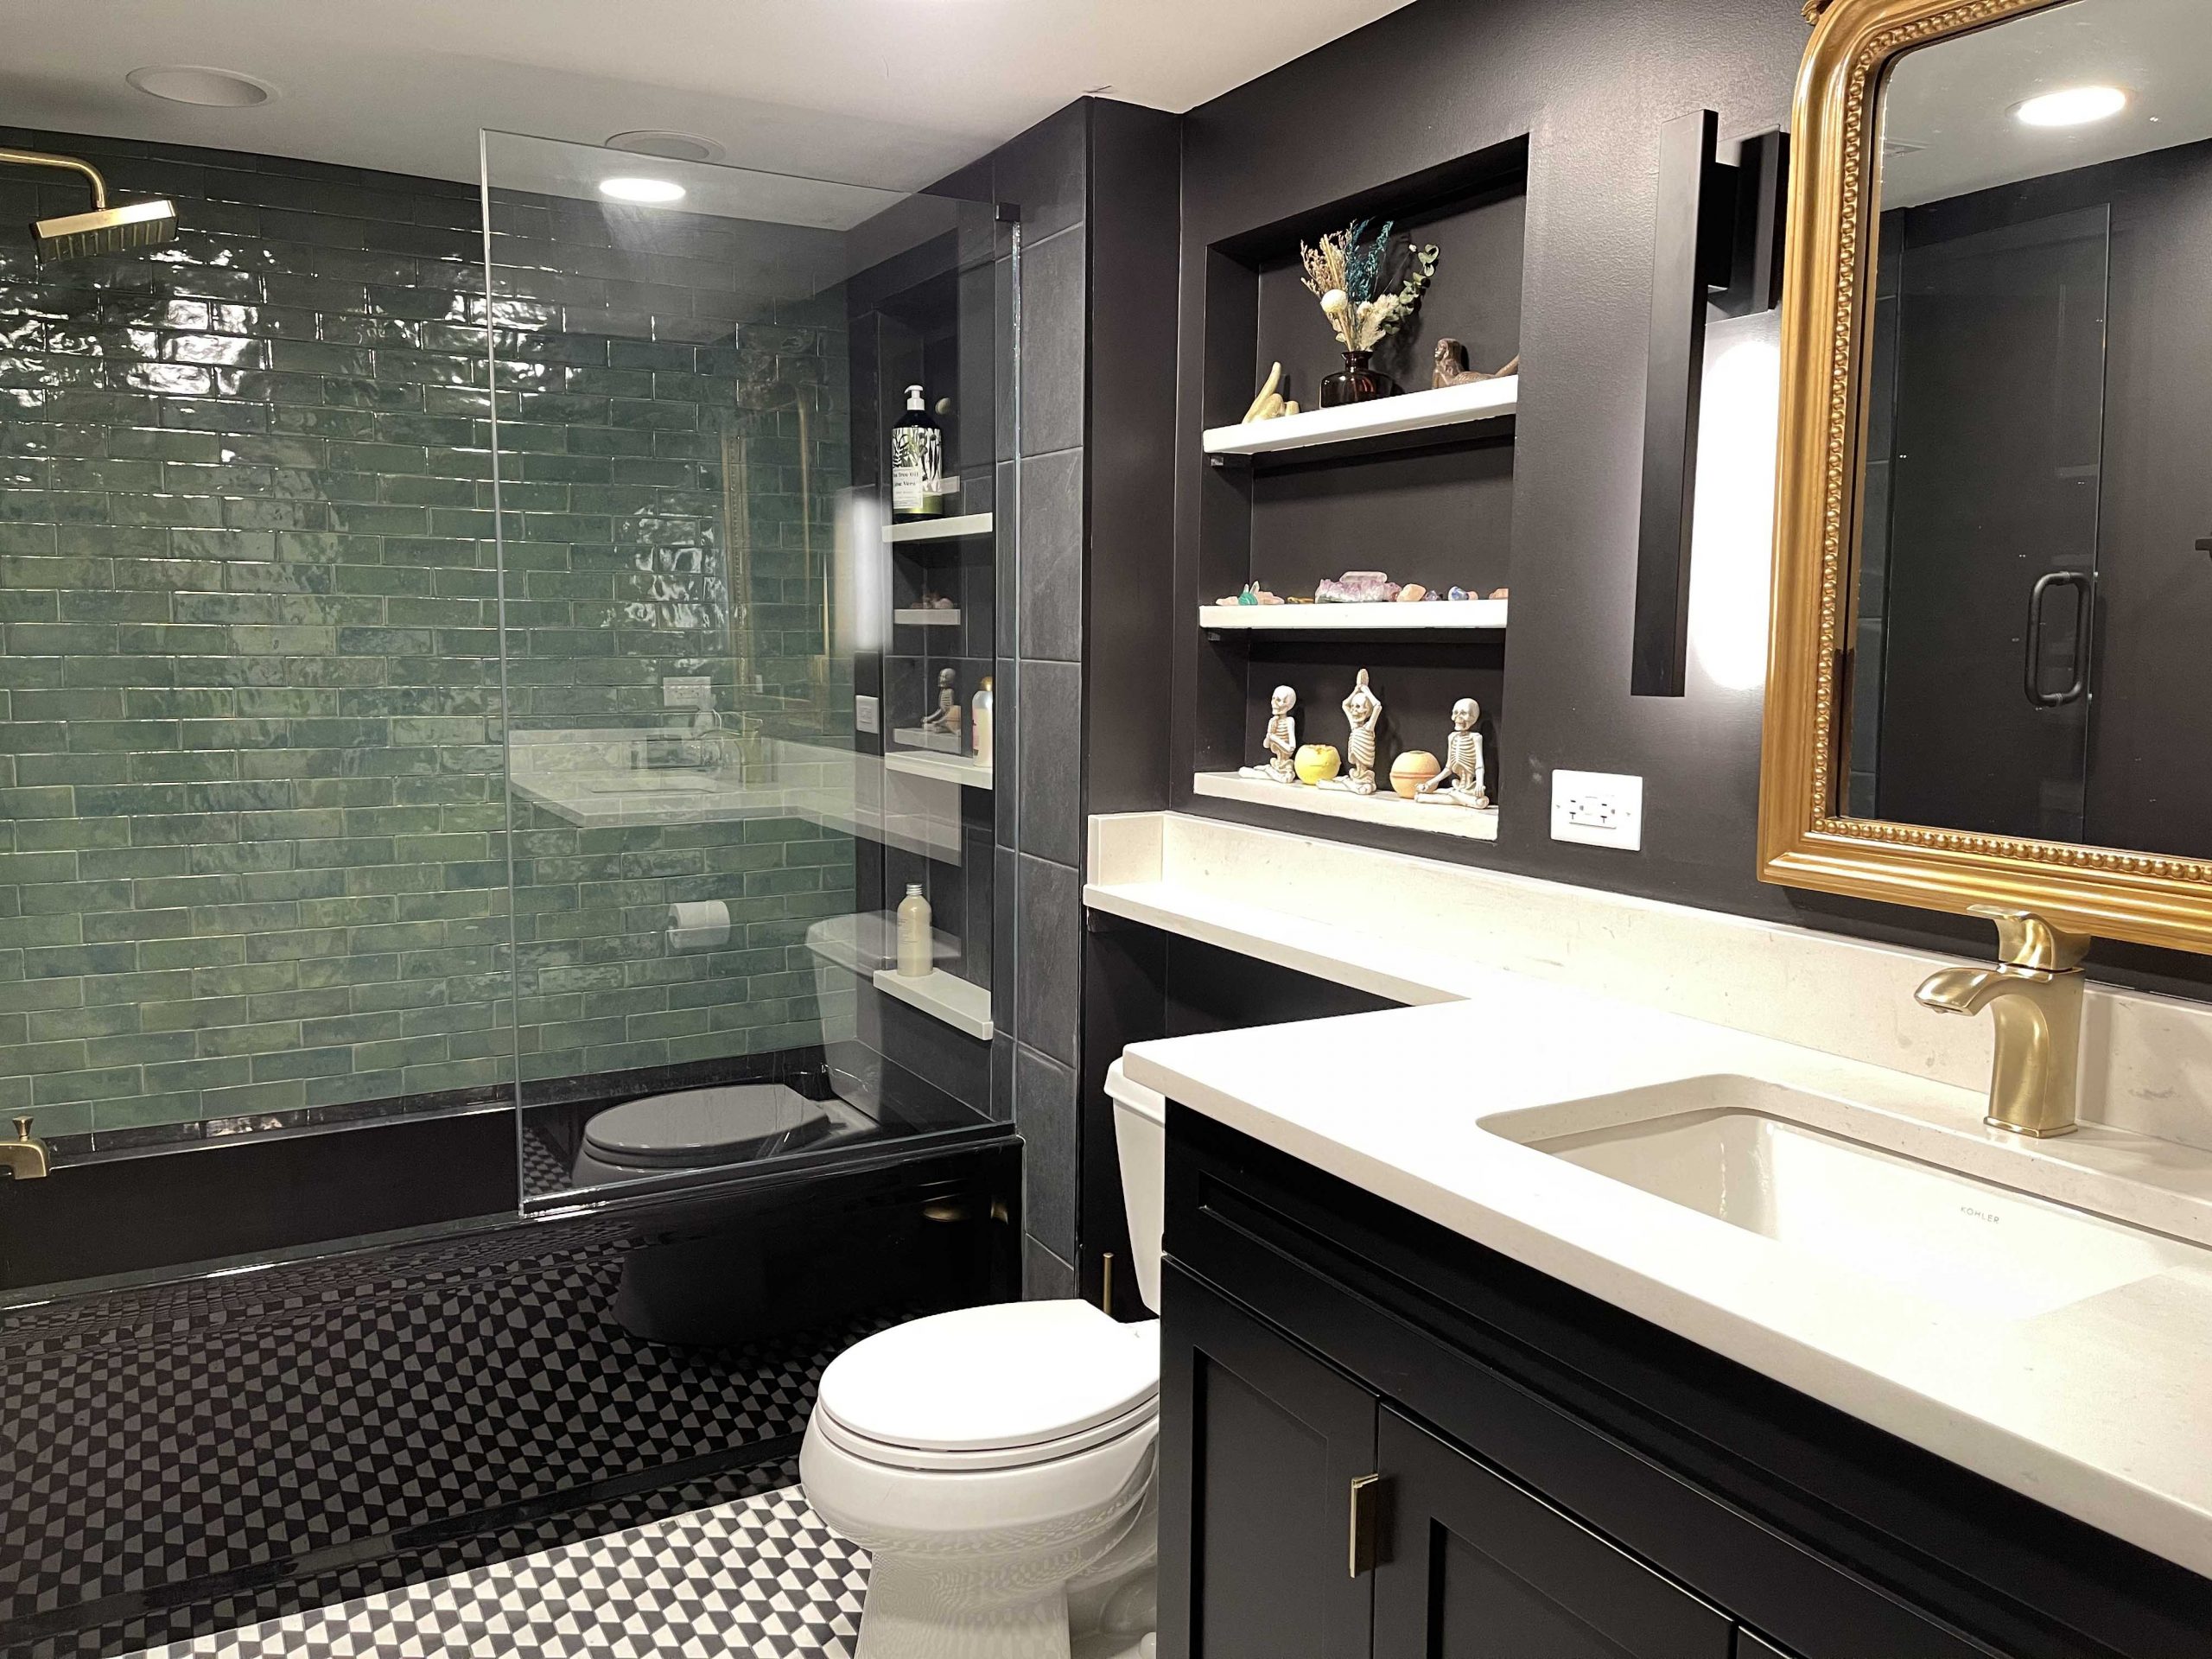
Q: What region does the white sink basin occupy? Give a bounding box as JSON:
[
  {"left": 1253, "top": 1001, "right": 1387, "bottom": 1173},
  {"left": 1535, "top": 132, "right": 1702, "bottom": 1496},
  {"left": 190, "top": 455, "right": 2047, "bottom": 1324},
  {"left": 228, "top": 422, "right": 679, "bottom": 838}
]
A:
[{"left": 1484, "top": 1080, "right": 2209, "bottom": 1320}]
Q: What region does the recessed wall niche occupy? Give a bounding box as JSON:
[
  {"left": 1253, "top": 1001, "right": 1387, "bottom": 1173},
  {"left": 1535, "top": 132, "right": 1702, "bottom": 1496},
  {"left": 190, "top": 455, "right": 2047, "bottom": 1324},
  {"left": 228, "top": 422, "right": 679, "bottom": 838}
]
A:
[{"left": 1191, "top": 136, "right": 1529, "bottom": 840}]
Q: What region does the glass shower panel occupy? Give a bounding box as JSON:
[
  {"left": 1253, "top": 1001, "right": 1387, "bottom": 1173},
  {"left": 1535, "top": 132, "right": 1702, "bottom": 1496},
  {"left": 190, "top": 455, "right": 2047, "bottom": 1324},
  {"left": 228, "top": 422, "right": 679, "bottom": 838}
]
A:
[{"left": 480, "top": 134, "right": 1005, "bottom": 1206}]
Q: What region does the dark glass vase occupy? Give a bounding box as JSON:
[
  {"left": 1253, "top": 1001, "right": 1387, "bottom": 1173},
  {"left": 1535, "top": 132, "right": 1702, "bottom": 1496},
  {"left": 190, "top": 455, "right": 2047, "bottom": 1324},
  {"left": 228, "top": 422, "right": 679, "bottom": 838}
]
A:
[{"left": 1319, "top": 350, "right": 1399, "bottom": 408}]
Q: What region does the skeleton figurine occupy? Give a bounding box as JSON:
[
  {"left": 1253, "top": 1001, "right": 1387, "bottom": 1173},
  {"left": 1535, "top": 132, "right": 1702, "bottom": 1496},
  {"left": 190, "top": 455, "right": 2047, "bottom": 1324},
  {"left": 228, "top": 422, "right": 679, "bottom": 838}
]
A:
[
  {"left": 1238, "top": 684, "right": 1299, "bottom": 784},
  {"left": 918, "top": 667, "right": 961, "bottom": 736},
  {"left": 1416, "top": 696, "right": 1490, "bottom": 809},
  {"left": 1329, "top": 669, "right": 1382, "bottom": 795}
]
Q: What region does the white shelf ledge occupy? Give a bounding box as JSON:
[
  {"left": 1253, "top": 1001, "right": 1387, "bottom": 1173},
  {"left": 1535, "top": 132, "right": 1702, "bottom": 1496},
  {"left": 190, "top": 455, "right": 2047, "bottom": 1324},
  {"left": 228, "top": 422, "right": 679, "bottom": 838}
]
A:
[
  {"left": 872, "top": 966, "right": 994, "bottom": 1039},
  {"left": 1193, "top": 771, "right": 1498, "bottom": 842},
  {"left": 885, "top": 747, "right": 994, "bottom": 789},
  {"left": 1201, "top": 600, "right": 1507, "bottom": 632},
  {"left": 883, "top": 512, "right": 994, "bottom": 543},
  {"left": 1202, "top": 376, "right": 1517, "bottom": 459},
  {"left": 893, "top": 607, "right": 963, "bottom": 627}
]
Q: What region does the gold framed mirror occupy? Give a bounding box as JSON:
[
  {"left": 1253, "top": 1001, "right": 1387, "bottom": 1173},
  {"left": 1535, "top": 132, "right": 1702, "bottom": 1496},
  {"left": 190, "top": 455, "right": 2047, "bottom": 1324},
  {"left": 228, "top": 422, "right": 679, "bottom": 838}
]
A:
[{"left": 1763, "top": 0, "right": 2212, "bottom": 953}]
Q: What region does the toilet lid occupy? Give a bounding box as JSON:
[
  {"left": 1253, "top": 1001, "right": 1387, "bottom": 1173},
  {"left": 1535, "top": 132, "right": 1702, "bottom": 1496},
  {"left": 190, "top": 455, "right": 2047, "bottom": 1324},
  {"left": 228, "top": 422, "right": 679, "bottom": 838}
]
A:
[
  {"left": 582, "top": 1084, "right": 831, "bottom": 1168},
  {"left": 817, "top": 1300, "right": 1159, "bottom": 1455}
]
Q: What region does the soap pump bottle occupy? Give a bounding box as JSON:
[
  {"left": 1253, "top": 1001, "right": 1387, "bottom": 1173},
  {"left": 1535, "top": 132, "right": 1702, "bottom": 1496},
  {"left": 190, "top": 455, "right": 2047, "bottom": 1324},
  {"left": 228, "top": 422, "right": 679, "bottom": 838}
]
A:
[
  {"left": 896, "top": 882, "right": 932, "bottom": 977},
  {"left": 890, "top": 384, "right": 942, "bottom": 520}
]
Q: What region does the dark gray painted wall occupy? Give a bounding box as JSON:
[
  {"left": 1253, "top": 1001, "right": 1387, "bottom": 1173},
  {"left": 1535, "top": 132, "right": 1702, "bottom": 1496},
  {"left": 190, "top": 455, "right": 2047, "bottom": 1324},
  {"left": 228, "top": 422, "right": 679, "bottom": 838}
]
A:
[{"left": 1162, "top": 0, "right": 2212, "bottom": 998}]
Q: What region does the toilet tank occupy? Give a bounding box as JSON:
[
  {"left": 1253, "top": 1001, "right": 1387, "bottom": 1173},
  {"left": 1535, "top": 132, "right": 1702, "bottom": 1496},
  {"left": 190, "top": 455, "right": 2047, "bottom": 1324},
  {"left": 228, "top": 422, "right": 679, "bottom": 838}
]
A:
[{"left": 1105, "top": 1058, "right": 1168, "bottom": 1315}]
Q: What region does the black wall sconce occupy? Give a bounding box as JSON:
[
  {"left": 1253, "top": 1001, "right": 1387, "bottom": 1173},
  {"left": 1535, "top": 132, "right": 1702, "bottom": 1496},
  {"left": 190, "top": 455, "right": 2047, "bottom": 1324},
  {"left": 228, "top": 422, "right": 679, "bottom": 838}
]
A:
[{"left": 1632, "top": 111, "right": 1790, "bottom": 697}]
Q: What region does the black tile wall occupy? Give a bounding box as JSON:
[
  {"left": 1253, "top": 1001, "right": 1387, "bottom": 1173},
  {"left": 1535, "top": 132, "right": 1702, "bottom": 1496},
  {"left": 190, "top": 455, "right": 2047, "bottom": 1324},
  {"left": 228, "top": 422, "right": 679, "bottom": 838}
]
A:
[
  {"left": 1015, "top": 852, "right": 1082, "bottom": 1067},
  {"left": 1016, "top": 658, "right": 1084, "bottom": 868},
  {"left": 1015, "top": 445, "right": 1086, "bottom": 664},
  {"left": 1012, "top": 1041, "right": 1078, "bottom": 1261},
  {"left": 972, "top": 104, "right": 1096, "bottom": 1288}
]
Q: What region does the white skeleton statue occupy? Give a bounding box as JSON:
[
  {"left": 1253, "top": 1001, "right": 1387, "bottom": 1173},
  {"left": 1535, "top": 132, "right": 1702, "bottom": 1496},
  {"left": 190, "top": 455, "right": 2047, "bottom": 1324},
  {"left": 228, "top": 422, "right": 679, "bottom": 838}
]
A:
[
  {"left": 1239, "top": 684, "right": 1299, "bottom": 784},
  {"left": 919, "top": 667, "right": 961, "bottom": 734},
  {"left": 1416, "top": 696, "right": 1489, "bottom": 808},
  {"left": 1331, "top": 669, "right": 1382, "bottom": 795}
]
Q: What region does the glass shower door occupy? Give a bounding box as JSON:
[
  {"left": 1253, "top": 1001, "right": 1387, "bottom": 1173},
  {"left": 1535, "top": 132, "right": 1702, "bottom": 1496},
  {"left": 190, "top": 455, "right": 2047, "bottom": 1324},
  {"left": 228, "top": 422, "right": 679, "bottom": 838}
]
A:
[{"left": 480, "top": 134, "right": 1006, "bottom": 1207}]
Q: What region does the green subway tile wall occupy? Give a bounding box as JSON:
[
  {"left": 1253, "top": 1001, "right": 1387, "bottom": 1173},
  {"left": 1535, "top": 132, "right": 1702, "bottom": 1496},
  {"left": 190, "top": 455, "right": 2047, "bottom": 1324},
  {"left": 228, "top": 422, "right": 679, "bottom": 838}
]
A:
[{"left": 0, "top": 130, "right": 856, "bottom": 1136}]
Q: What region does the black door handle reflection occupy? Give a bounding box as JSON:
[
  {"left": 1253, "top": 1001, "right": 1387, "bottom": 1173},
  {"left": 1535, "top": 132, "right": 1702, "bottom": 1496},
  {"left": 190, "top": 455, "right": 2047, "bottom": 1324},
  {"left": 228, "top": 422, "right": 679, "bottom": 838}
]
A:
[{"left": 2024, "top": 569, "right": 2093, "bottom": 709}]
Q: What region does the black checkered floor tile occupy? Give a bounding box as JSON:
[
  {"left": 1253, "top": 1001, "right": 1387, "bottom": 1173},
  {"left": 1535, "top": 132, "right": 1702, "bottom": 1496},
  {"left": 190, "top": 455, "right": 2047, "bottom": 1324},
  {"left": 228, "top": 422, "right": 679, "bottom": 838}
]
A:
[{"left": 130, "top": 1485, "right": 868, "bottom": 1658}]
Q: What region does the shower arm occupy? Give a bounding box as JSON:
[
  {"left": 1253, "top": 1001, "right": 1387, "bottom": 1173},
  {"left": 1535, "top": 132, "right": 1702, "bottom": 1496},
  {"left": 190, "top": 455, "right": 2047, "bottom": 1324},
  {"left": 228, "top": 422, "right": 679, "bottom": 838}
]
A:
[{"left": 0, "top": 149, "right": 110, "bottom": 207}]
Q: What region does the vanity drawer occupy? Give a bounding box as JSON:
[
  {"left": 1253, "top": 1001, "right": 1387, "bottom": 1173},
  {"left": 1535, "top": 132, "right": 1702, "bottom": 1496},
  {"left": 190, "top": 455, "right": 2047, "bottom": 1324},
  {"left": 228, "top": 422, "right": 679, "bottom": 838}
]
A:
[{"left": 1161, "top": 1105, "right": 2212, "bottom": 1659}]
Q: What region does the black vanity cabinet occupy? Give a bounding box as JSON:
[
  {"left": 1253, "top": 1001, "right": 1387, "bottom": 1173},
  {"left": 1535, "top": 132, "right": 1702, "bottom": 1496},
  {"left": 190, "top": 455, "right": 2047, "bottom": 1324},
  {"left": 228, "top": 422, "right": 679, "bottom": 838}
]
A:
[{"left": 1156, "top": 1109, "right": 2212, "bottom": 1659}]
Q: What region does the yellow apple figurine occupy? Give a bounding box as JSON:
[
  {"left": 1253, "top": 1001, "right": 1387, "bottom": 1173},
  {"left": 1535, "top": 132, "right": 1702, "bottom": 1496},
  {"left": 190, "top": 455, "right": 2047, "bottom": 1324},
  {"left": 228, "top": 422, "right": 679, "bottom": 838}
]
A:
[{"left": 1294, "top": 743, "right": 1342, "bottom": 785}]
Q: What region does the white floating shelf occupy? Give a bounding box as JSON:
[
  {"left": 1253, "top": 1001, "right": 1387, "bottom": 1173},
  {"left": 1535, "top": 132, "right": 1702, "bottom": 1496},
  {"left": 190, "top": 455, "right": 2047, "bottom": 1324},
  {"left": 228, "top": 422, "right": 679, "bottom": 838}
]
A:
[
  {"left": 883, "top": 512, "right": 994, "bottom": 543},
  {"left": 1200, "top": 600, "right": 1508, "bottom": 632},
  {"left": 885, "top": 747, "right": 994, "bottom": 789},
  {"left": 893, "top": 607, "right": 963, "bottom": 627},
  {"left": 891, "top": 726, "right": 966, "bottom": 754},
  {"left": 1192, "top": 771, "right": 1499, "bottom": 842},
  {"left": 873, "top": 965, "right": 994, "bottom": 1040},
  {"left": 1202, "top": 376, "right": 1518, "bottom": 458}
]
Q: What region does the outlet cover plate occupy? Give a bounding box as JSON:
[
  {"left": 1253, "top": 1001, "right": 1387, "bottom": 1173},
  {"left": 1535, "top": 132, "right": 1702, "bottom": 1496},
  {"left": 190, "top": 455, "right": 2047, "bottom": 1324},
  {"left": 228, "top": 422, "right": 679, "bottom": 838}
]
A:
[
  {"left": 855, "top": 694, "right": 880, "bottom": 734},
  {"left": 663, "top": 676, "right": 712, "bottom": 710},
  {"left": 1551, "top": 769, "right": 1644, "bottom": 851}
]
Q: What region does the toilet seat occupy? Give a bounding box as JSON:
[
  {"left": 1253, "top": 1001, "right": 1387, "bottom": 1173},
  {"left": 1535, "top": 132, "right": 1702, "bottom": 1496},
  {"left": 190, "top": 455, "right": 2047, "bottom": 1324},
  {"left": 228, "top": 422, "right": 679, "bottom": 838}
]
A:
[
  {"left": 581, "top": 1083, "right": 832, "bottom": 1170},
  {"left": 814, "top": 1300, "right": 1160, "bottom": 1471}
]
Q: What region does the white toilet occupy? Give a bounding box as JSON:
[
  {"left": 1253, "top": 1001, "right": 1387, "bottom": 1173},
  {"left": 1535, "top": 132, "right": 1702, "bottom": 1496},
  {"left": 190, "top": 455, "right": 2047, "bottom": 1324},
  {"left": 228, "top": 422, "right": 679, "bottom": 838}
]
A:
[{"left": 801, "top": 1058, "right": 1169, "bottom": 1659}]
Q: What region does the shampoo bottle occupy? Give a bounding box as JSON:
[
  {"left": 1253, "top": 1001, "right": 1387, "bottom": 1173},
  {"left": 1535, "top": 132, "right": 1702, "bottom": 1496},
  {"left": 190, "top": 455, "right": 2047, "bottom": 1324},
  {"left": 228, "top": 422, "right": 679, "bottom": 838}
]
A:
[
  {"left": 896, "top": 882, "right": 932, "bottom": 977},
  {"left": 971, "top": 676, "right": 994, "bottom": 768},
  {"left": 890, "top": 384, "right": 942, "bottom": 520}
]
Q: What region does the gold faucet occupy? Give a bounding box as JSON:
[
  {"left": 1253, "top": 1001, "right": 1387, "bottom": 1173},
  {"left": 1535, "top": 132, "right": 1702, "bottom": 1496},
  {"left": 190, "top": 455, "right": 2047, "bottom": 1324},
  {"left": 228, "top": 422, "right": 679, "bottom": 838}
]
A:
[
  {"left": 1915, "top": 906, "right": 2090, "bottom": 1138},
  {"left": 0, "top": 1115, "right": 50, "bottom": 1180}
]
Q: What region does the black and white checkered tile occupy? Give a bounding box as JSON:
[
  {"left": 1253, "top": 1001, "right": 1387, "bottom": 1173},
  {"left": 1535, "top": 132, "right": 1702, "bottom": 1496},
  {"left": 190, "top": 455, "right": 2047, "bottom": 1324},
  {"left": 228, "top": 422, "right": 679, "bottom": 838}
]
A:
[
  {"left": 1, "top": 1243, "right": 880, "bottom": 1629},
  {"left": 130, "top": 1485, "right": 868, "bottom": 1659}
]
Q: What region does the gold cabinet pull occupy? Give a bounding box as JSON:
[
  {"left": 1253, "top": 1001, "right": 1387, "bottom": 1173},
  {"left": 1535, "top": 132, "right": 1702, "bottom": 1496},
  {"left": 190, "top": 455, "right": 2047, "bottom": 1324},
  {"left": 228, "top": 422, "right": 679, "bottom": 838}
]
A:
[{"left": 1348, "top": 1472, "right": 1384, "bottom": 1578}]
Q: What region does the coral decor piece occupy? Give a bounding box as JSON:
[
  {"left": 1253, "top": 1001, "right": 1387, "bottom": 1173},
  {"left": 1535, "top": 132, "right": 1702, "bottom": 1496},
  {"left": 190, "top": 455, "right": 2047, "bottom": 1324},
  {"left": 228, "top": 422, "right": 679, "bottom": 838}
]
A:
[{"left": 1239, "top": 362, "right": 1300, "bottom": 423}]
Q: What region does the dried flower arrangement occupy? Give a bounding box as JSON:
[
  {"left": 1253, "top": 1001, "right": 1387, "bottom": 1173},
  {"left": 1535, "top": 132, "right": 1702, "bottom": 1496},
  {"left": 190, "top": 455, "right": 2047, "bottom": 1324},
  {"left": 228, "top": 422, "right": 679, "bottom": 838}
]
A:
[{"left": 1299, "top": 219, "right": 1440, "bottom": 353}]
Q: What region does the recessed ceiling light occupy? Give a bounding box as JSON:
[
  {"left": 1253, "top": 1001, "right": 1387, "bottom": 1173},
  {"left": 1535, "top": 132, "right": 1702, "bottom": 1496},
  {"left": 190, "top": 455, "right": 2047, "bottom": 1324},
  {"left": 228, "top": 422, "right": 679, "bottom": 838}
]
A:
[
  {"left": 126, "top": 65, "right": 277, "bottom": 107},
  {"left": 2013, "top": 86, "right": 2129, "bottom": 128},
  {"left": 598, "top": 176, "right": 687, "bottom": 205},
  {"left": 606, "top": 130, "right": 725, "bottom": 164}
]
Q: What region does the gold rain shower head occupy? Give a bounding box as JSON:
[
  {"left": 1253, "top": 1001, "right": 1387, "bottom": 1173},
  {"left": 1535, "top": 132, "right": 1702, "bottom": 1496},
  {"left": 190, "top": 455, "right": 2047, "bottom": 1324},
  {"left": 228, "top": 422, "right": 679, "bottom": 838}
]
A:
[{"left": 3, "top": 148, "right": 178, "bottom": 262}]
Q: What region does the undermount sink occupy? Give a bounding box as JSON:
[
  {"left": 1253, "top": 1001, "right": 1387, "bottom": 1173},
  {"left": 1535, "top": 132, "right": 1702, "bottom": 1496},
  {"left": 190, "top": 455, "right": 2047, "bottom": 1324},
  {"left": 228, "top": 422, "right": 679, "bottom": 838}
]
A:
[{"left": 1483, "top": 1079, "right": 2209, "bottom": 1320}]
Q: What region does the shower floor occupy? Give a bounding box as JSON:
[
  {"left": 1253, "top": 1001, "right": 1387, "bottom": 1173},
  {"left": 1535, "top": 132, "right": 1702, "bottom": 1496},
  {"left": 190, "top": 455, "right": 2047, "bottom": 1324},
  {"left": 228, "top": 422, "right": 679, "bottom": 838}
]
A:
[{"left": 130, "top": 1484, "right": 868, "bottom": 1658}]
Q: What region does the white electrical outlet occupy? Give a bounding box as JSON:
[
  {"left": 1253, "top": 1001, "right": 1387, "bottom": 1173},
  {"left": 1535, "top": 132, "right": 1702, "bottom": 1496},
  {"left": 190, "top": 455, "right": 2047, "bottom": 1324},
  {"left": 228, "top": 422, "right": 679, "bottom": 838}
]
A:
[
  {"left": 854, "top": 694, "right": 880, "bottom": 734},
  {"left": 663, "top": 676, "right": 712, "bottom": 711},
  {"left": 1550, "top": 769, "right": 1644, "bottom": 851}
]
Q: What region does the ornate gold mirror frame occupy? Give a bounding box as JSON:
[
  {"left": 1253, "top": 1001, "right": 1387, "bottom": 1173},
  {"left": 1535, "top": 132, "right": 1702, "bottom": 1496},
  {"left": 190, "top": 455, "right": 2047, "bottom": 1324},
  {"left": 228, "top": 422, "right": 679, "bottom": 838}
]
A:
[{"left": 1759, "top": 0, "right": 2212, "bottom": 954}]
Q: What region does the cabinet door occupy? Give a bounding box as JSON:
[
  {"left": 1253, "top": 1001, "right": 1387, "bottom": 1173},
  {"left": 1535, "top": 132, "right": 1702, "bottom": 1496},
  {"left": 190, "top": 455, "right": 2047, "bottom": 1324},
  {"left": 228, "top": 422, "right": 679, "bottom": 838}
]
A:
[
  {"left": 1157, "top": 1263, "right": 1378, "bottom": 1659},
  {"left": 1373, "top": 1406, "right": 1734, "bottom": 1659}
]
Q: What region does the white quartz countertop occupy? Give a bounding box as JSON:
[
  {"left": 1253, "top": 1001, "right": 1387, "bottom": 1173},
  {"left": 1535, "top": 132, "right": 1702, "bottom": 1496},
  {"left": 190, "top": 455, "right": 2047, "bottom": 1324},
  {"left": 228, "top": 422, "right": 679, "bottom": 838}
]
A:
[{"left": 1123, "top": 976, "right": 2212, "bottom": 1581}]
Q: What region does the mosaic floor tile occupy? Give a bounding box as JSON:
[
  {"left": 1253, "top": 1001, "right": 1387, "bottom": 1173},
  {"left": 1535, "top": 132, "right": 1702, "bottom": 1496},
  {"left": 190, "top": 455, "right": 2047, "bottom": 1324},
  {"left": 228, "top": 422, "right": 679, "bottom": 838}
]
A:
[{"left": 129, "top": 1486, "right": 866, "bottom": 1659}]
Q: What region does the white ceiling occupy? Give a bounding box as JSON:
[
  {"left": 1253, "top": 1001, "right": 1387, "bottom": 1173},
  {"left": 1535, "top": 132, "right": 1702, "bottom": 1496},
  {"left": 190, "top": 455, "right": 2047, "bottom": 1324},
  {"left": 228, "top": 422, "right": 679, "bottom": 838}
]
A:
[
  {"left": 0, "top": 0, "right": 1414, "bottom": 194},
  {"left": 1880, "top": 0, "right": 2212, "bottom": 207}
]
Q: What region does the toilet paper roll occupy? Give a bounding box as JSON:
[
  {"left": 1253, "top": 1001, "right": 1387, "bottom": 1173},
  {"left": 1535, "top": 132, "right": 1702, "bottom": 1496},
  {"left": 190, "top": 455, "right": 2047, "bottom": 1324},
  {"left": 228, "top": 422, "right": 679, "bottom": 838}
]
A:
[{"left": 667, "top": 900, "right": 731, "bottom": 952}]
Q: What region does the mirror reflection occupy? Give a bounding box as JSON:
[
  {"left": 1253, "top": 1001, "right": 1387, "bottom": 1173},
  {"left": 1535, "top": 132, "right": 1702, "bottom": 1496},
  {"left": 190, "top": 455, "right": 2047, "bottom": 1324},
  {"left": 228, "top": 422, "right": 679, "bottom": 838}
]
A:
[{"left": 1850, "top": 0, "right": 2212, "bottom": 859}]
